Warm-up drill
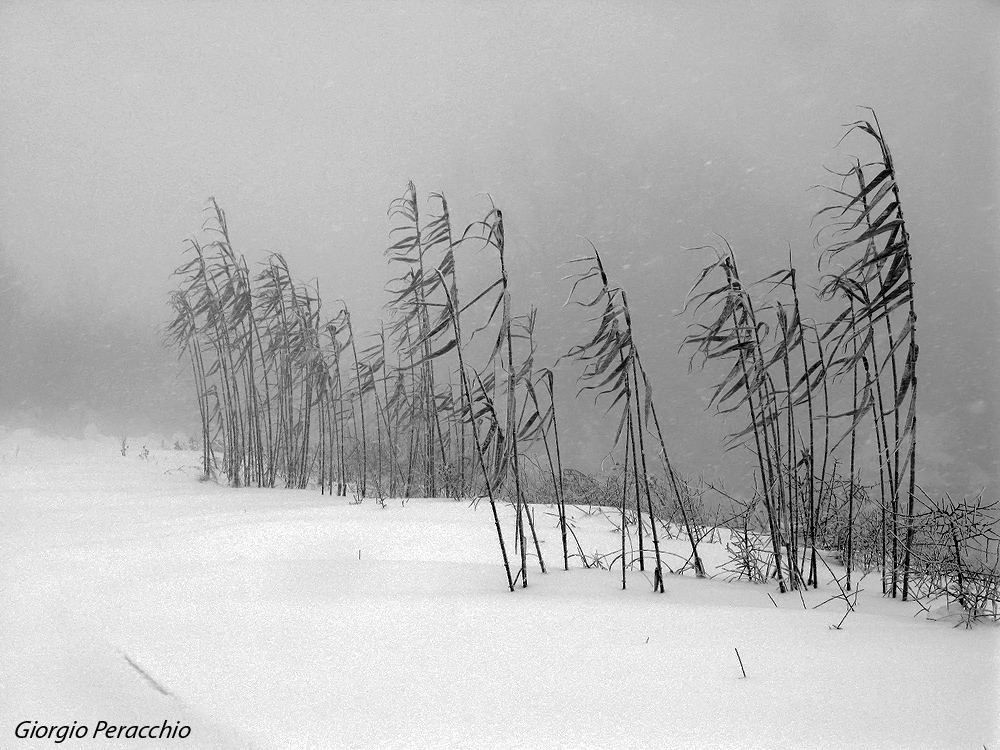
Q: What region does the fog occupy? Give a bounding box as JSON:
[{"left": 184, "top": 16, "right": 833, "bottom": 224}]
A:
[{"left": 1, "top": 1, "right": 997, "bottom": 495}]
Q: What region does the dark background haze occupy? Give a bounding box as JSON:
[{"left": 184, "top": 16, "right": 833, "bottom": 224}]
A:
[{"left": 1, "top": 1, "right": 997, "bottom": 497}]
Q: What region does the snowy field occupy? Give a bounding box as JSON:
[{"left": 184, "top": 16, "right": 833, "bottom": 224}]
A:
[{"left": 1, "top": 431, "right": 997, "bottom": 750}]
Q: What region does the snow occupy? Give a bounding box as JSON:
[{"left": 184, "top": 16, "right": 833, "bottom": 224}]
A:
[{"left": 2, "top": 431, "right": 997, "bottom": 749}]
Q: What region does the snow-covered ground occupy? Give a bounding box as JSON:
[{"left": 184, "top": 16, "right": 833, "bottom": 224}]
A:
[{"left": 1, "top": 431, "right": 997, "bottom": 749}]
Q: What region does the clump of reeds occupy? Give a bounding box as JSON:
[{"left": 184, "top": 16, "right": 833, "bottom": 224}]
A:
[
  {"left": 165, "top": 187, "right": 582, "bottom": 591},
  {"left": 562, "top": 241, "right": 710, "bottom": 591},
  {"left": 682, "top": 242, "right": 798, "bottom": 591},
  {"left": 678, "top": 108, "right": 922, "bottom": 599},
  {"left": 815, "top": 109, "right": 919, "bottom": 599}
]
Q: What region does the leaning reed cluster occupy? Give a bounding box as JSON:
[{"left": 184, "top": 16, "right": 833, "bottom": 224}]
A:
[
  {"left": 167, "top": 199, "right": 328, "bottom": 490},
  {"left": 168, "top": 187, "right": 585, "bottom": 590},
  {"left": 681, "top": 110, "right": 923, "bottom": 598},
  {"left": 562, "top": 243, "right": 698, "bottom": 591}
]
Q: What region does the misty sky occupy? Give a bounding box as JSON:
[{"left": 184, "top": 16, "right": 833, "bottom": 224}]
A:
[{"left": 1, "top": 1, "right": 997, "bottom": 494}]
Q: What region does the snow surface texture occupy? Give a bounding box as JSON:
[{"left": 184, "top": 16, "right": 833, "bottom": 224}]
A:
[{"left": 1, "top": 431, "right": 997, "bottom": 749}]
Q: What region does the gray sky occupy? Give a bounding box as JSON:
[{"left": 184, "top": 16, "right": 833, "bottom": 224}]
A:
[{"left": 1, "top": 1, "right": 997, "bottom": 494}]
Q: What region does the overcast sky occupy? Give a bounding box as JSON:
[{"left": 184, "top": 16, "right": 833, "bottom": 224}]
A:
[{"left": 1, "top": 1, "right": 997, "bottom": 493}]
